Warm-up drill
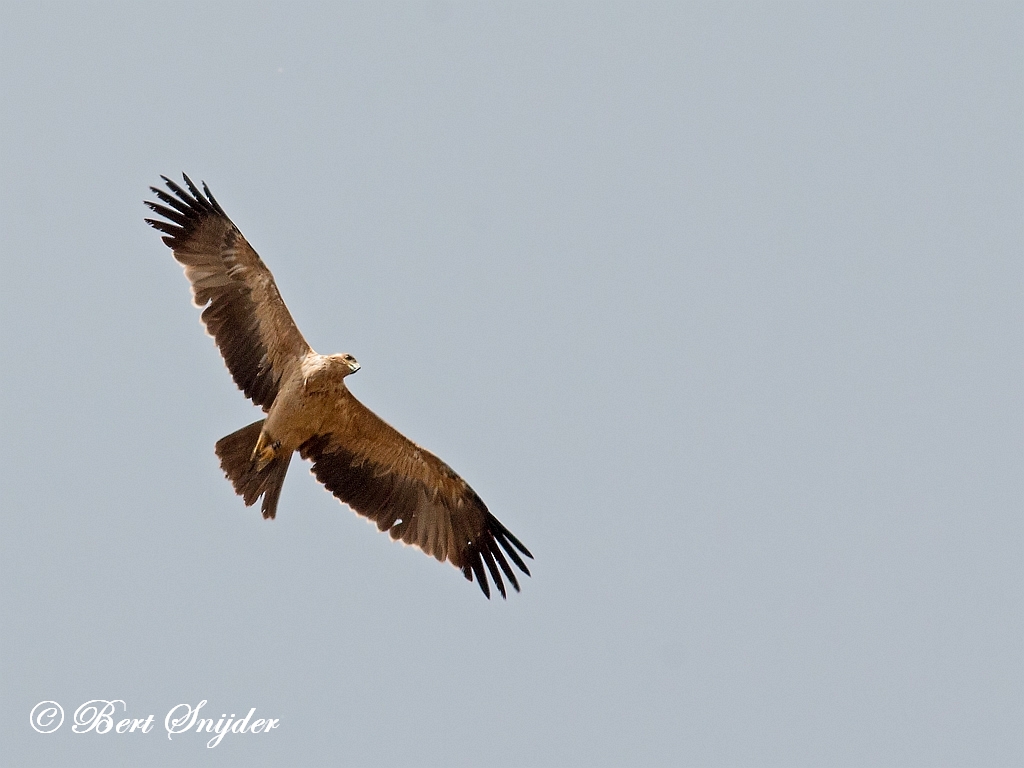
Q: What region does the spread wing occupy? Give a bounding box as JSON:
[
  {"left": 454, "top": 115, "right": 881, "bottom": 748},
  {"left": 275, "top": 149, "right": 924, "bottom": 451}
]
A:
[
  {"left": 299, "top": 392, "right": 533, "bottom": 599},
  {"left": 144, "top": 174, "right": 310, "bottom": 410}
]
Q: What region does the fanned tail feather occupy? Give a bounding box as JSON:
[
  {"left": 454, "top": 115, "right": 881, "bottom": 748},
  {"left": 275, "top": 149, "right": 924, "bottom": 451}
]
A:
[{"left": 214, "top": 419, "right": 291, "bottom": 519}]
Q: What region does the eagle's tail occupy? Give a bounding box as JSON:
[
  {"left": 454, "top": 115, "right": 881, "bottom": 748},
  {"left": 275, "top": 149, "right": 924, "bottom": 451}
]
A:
[{"left": 214, "top": 419, "right": 292, "bottom": 520}]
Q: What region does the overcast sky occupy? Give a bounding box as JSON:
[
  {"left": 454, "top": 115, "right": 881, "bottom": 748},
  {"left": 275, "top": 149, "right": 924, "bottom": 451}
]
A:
[{"left": 2, "top": 3, "right": 1021, "bottom": 766}]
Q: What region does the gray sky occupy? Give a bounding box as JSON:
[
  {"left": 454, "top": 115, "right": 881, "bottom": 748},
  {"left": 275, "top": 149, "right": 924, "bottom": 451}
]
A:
[{"left": 2, "top": 3, "right": 1021, "bottom": 766}]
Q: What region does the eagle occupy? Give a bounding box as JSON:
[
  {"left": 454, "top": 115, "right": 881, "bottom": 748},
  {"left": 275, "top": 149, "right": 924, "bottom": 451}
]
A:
[{"left": 145, "top": 174, "right": 532, "bottom": 598}]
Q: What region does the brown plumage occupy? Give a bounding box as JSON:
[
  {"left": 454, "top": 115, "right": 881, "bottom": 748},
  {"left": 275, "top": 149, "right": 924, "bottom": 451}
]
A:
[{"left": 145, "top": 174, "right": 532, "bottom": 598}]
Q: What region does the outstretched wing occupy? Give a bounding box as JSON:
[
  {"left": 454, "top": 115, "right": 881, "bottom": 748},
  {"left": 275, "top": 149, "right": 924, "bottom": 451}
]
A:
[
  {"left": 145, "top": 174, "right": 310, "bottom": 410},
  {"left": 299, "top": 392, "right": 533, "bottom": 599}
]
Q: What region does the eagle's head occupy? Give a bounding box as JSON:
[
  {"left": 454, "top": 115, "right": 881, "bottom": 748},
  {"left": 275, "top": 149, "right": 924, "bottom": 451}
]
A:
[{"left": 330, "top": 353, "right": 361, "bottom": 376}]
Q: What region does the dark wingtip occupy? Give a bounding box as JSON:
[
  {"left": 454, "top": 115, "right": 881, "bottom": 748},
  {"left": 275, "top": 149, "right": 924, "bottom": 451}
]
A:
[
  {"left": 144, "top": 174, "right": 228, "bottom": 248},
  {"left": 470, "top": 558, "right": 491, "bottom": 599},
  {"left": 480, "top": 546, "right": 508, "bottom": 599},
  {"left": 202, "top": 180, "right": 227, "bottom": 216},
  {"left": 460, "top": 513, "right": 533, "bottom": 599}
]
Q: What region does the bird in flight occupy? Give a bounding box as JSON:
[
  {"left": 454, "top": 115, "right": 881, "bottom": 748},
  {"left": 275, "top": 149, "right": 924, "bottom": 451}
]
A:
[{"left": 145, "top": 174, "right": 532, "bottom": 598}]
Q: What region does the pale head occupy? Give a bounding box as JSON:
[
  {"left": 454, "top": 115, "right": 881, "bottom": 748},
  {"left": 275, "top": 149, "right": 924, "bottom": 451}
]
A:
[{"left": 329, "top": 353, "right": 361, "bottom": 377}]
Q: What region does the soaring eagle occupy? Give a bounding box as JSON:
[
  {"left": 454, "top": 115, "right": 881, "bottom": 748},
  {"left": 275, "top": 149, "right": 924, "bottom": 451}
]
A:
[{"left": 145, "top": 174, "right": 532, "bottom": 598}]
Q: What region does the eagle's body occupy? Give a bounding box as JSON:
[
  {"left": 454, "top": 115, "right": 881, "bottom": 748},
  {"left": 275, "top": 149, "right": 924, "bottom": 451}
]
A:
[
  {"left": 263, "top": 353, "right": 357, "bottom": 461},
  {"left": 145, "top": 175, "right": 531, "bottom": 598}
]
